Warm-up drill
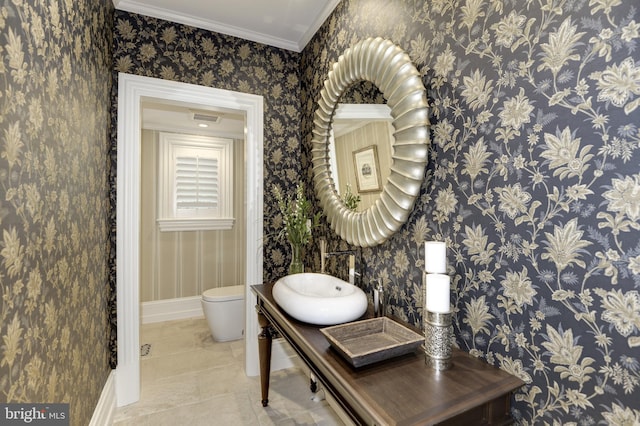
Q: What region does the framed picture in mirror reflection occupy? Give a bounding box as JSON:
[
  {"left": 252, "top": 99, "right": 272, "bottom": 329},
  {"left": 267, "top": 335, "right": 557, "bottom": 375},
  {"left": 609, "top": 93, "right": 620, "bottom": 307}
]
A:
[{"left": 353, "top": 145, "right": 382, "bottom": 193}]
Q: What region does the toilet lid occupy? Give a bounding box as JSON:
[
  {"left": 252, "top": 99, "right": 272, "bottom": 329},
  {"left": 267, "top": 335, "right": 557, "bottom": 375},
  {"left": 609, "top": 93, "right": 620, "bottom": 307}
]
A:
[{"left": 202, "top": 285, "right": 244, "bottom": 302}]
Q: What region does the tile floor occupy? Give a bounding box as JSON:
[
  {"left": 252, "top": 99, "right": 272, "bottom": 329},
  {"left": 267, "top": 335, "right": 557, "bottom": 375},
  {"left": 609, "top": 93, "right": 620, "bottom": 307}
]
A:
[{"left": 112, "top": 317, "right": 344, "bottom": 425}]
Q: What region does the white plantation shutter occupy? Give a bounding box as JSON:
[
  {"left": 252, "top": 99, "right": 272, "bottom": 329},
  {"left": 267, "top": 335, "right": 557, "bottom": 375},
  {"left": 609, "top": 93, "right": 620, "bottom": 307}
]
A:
[
  {"left": 175, "top": 156, "right": 219, "bottom": 210},
  {"left": 157, "top": 133, "right": 234, "bottom": 231}
]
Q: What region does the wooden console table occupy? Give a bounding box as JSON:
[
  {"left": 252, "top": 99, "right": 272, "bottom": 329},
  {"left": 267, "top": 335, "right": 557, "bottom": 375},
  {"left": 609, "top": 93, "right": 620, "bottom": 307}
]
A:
[{"left": 253, "top": 284, "right": 523, "bottom": 425}]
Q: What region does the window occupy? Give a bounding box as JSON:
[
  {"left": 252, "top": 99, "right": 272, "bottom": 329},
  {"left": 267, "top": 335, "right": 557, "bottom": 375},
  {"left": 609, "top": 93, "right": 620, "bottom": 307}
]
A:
[
  {"left": 175, "top": 155, "right": 218, "bottom": 213},
  {"left": 157, "top": 132, "right": 234, "bottom": 231}
]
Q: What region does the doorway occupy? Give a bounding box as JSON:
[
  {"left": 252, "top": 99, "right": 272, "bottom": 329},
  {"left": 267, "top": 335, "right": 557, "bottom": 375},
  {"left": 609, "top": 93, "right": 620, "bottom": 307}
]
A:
[{"left": 116, "top": 73, "right": 264, "bottom": 407}]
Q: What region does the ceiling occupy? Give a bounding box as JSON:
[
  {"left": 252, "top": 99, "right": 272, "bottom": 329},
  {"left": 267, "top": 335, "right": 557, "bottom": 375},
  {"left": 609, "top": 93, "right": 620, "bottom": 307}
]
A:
[
  {"left": 113, "top": 0, "right": 341, "bottom": 52},
  {"left": 141, "top": 100, "right": 246, "bottom": 139}
]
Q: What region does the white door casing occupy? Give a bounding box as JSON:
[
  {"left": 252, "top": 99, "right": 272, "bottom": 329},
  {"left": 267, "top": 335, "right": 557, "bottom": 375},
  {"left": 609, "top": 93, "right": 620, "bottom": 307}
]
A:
[{"left": 116, "top": 73, "right": 264, "bottom": 406}]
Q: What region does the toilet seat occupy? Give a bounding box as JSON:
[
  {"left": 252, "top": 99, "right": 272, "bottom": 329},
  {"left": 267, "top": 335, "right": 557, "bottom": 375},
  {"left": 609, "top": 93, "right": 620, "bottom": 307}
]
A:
[{"left": 202, "top": 285, "right": 244, "bottom": 302}]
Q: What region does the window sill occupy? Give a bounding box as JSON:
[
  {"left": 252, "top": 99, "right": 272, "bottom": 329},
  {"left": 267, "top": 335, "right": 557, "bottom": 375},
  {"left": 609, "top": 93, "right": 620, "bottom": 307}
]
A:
[{"left": 157, "top": 218, "right": 235, "bottom": 232}]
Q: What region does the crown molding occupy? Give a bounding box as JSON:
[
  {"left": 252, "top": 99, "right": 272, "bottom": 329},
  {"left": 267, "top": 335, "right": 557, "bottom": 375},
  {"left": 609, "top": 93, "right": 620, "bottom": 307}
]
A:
[
  {"left": 298, "top": 0, "right": 341, "bottom": 51},
  {"left": 113, "top": 0, "right": 340, "bottom": 52}
]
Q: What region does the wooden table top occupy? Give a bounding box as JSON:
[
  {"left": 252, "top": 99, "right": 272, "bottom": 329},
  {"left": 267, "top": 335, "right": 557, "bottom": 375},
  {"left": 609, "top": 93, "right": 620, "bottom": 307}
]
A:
[{"left": 252, "top": 283, "right": 524, "bottom": 425}]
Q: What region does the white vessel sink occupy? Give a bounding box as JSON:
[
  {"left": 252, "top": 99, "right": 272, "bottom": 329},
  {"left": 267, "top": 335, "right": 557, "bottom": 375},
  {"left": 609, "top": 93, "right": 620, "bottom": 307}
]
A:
[{"left": 272, "top": 273, "right": 368, "bottom": 326}]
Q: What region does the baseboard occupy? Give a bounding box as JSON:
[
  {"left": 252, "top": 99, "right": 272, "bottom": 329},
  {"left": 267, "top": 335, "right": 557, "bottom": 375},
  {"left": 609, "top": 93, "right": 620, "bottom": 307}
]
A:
[
  {"left": 141, "top": 296, "right": 203, "bottom": 324},
  {"left": 89, "top": 370, "right": 116, "bottom": 426}
]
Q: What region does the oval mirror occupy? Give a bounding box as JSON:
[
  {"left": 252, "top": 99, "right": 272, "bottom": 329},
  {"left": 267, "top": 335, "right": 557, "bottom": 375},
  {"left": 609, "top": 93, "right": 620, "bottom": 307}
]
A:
[{"left": 311, "top": 37, "right": 430, "bottom": 247}]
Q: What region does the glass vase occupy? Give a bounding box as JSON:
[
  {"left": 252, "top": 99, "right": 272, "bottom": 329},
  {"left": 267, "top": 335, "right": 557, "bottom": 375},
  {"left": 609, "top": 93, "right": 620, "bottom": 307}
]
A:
[{"left": 288, "top": 242, "right": 304, "bottom": 274}]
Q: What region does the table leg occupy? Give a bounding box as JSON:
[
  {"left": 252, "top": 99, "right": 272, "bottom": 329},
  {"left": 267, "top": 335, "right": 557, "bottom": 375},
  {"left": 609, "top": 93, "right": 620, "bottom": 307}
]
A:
[{"left": 257, "top": 307, "right": 273, "bottom": 407}]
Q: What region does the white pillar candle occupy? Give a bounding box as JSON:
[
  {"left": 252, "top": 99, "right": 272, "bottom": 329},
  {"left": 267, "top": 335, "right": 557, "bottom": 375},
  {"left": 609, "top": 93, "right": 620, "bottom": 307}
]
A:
[
  {"left": 425, "top": 241, "right": 447, "bottom": 273},
  {"left": 425, "top": 273, "right": 451, "bottom": 313}
]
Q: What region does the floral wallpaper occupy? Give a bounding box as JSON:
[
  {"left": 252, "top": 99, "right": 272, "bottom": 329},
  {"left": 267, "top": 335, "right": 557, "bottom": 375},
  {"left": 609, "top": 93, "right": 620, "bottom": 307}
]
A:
[
  {"left": 110, "top": 10, "right": 301, "bottom": 364},
  {"left": 111, "top": 9, "right": 302, "bottom": 283},
  {"left": 0, "top": 0, "right": 114, "bottom": 425},
  {"left": 301, "top": 0, "right": 640, "bottom": 424},
  {"left": 5, "top": 0, "right": 633, "bottom": 423}
]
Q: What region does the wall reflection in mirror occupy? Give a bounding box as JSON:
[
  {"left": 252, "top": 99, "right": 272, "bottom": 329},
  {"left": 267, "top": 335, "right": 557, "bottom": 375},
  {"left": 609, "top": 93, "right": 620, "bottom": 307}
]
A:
[{"left": 329, "top": 103, "right": 393, "bottom": 212}]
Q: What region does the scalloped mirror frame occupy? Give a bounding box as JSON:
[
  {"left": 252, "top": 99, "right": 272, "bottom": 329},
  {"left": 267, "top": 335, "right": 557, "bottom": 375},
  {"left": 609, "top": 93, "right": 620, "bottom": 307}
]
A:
[{"left": 311, "top": 37, "right": 431, "bottom": 247}]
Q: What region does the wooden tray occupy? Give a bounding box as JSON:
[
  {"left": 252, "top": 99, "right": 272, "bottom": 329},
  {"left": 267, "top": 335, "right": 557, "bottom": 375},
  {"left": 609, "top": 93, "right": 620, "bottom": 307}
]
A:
[{"left": 320, "top": 317, "right": 424, "bottom": 368}]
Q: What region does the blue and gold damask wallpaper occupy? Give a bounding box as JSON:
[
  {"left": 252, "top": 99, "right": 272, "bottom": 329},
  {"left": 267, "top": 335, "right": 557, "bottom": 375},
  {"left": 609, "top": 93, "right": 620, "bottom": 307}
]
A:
[
  {"left": 0, "top": 0, "right": 114, "bottom": 425},
  {"left": 302, "top": 1, "right": 640, "bottom": 424}
]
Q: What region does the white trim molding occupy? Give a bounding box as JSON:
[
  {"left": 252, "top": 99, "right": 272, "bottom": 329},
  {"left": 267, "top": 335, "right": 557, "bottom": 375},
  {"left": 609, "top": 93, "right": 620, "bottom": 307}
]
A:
[
  {"left": 156, "top": 132, "right": 235, "bottom": 231},
  {"left": 141, "top": 296, "right": 204, "bottom": 324},
  {"left": 89, "top": 371, "right": 116, "bottom": 426},
  {"left": 112, "top": 0, "right": 341, "bottom": 52},
  {"left": 117, "top": 73, "right": 263, "bottom": 407}
]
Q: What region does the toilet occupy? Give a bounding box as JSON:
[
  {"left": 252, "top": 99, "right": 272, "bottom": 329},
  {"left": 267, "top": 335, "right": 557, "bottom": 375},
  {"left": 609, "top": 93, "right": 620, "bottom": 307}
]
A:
[{"left": 201, "top": 285, "right": 245, "bottom": 342}]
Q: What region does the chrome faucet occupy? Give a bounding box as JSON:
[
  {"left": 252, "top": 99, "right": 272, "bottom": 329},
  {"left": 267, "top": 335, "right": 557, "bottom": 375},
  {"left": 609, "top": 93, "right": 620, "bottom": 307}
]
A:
[
  {"left": 319, "top": 239, "right": 360, "bottom": 286},
  {"left": 373, "top": 280, "right": 385, "bottom": 317},
  {"left": 320, "top": 238, "right": 328, "bottom": 274}
]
